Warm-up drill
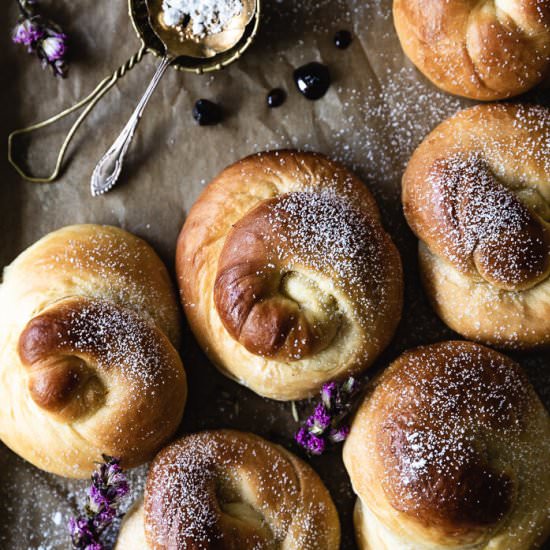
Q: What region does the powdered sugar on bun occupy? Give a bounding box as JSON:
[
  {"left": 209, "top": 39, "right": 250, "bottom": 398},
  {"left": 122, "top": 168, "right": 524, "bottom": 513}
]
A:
[
  {"left": 0, "top": 225, "right": 187, "bottom": 478},
  {"left": 116, "top": 430, "right": 340, "bottom": 549},
  {"left": 177, "top": 150, "right": 403, "bottom": 400},
  {"left": 344, "top": 341, "right": 550, "bottom": 549},
  {"left": 403, "top": 104, "right": 550, "bottom": 349}
]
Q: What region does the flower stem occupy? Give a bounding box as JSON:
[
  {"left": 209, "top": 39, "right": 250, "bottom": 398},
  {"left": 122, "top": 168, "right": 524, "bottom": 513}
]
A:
[{"left": 16, "top": 0, "right": 32, "bottom": 18}]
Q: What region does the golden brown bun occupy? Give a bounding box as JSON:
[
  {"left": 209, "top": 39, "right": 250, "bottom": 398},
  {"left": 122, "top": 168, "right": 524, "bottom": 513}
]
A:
[
  {"left": 116, "top": 430, "right": 341, "bottom": 549},
  {"left": 402, "top": 103, "right": 550, "bottom": 349},
  {"left": 343, "top": 341, "right": 550, "bottom": 549},
  {"left": 0, "top": 225, "right": 187, "bottom": 478},
  {"left": 393, "top": 0, "right": 550, "bottom": 100},
  {"left": 176, "top": 150, "right": 403, "bottom": 400}
]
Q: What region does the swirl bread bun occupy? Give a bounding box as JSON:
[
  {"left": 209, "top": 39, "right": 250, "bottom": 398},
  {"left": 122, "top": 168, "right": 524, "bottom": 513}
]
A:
[
  {"left": 393, "top": 0, "right": 550, "bottom": 100},
  {"left": 116, "top": 430, "right": 340, "bottom": 549},
  {"left": 176, "top": 150, "right": 403, "bottom": 400},
  {"left": 343, "top": 341, "right": 550, "bottom": 550},
  {"left": 403, "top": 103, "right": 550, "bottom": 349},
  {"left": 0, "top": 225, "right": 187, "bottom": 478}
]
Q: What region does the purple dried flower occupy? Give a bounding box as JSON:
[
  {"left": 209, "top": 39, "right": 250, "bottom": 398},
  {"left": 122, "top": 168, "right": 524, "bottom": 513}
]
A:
[
  {"left": 41, "top": 33, "right": 67, "bottom": 62},
  {"left": 88, "top": 485, "right": 110, "bottom": 514},
  {"left": 321, "top": 381, "right": 337, "bottom": 409},
  {"left": 306, "top": 433, "right": 326, "bottom": 455},
  {"left": 295, "top": 376, "right": 361, "bottom": 455},
  {"left": 92, "top": 506, "right": 116, "bottom": 531},
  {"left": 12, "top": 0, "right": 69, "bottom": 77},
  {"left": 296, "top": 428, "right": 326, "bottom": 455},
  {"left": 105, "top": 462, "right": 129, "bottom": 499},
  {"left": 328, "top": 425, "right": 350, "bottom": 443},
  {"left": 69, "top": 517, "right": 95, "bottom": 547},
  {"left": 307, "top": 403, "right": 331, "bottom": 434},
  {"left": 12, "top": 18, "right": 44, "bottom": 48},
  {"left": 295, "top": 427, "right": 310, "bottom": 448},
  {"left": 69, "top": 456, "right": 129, "bottom": 549}
]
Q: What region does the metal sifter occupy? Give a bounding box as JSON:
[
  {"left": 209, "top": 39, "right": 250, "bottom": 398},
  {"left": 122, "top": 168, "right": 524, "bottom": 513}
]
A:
[{"left": 7, "top": 0, "right": 260, "bottom": 196}]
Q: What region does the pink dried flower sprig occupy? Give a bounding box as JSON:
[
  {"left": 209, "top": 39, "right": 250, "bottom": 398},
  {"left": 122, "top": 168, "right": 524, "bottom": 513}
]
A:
[
  {"left": 12, "top": 0, "right": 69, "bottom": 77},
  {"left": 295, "top": 377, "right": 360, "bottom": 455},
  {"left": 69, "top": 456, "right": 130, "bottom": 550}
]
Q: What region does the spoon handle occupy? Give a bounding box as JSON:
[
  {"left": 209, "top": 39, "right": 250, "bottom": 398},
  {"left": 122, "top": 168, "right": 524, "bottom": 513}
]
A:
[{"left": 90, "top": 54, "right": 175, "bottom": 196}]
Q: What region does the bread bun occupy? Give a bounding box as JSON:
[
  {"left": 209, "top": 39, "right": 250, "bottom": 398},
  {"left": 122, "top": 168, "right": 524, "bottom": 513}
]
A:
[
  {"left": 0, "top": 225, "right": 187, "bottom": 478},
  {"left": 343, "top": 341, "right": 550, "bottom": 549},
  {"left": 176, "top": 150, "right": 403, "bottom": 400},
  {"left": 393, "top": 0, "right": 550, "bottom": 100},
  {"left": 117, "top": 430, "right": 341, "bottom": 549},
  {"left": 402, "top": 103, "right": 550, "bottom": 349}
]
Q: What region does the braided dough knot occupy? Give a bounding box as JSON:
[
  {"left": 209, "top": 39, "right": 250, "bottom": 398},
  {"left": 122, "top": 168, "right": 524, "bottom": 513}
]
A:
[
  {"left": 118, "top": 431, "right": 341, "bottom": 549},
  {"left": 177, "top": 151, "right": 403, "bottom": 400},
  {"left": 0, "top": 225, "right": 187, "bottom": 477},
  {"left": 403, "top": 104, "right": 550, "bottom": 348},
  {"left": 393, "top": 0, "right": 550, "bottom": 100}
]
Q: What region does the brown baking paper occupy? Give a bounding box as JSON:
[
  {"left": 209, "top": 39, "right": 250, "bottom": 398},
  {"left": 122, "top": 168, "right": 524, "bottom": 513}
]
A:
[{"left": 1, "top": 1, "right": 550, "bottom": 548}]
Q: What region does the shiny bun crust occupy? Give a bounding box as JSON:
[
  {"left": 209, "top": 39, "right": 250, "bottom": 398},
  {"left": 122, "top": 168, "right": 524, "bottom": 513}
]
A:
[
  {"left": 343, "top": 341, "right": 550, "bottom": 549},
  {"left": 116, "top": 430, "right": 341, "bottom": 549},
  {"left": 393, "top": 0, "right": 550, "bottom": 100},
  {"left": 176, "top": 150, "right": 403, "bottom": 400},
  {"left": 402, "top": 103, "right": 550, "bottom": 349},
  {"left": 0, "top": 225, "right": 187, "bottom": 478}
]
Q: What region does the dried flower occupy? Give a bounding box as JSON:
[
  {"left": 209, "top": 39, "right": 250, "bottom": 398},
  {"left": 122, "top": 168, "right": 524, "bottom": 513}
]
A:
[
  {"left": 12, "top": 0, "right": 69, "bottom": 77},
  {"left": 328, "top": 425, "right": 350, "bottom": 443},
  {"left": 306, "top": 403, "right": 332, "bottom": 434},
  {"left": 69, "top": 456, "right": 130, "bottom": 550},
  {"left": 12, "top": 18, "right": 44, "bottom": 49},
  {"left": 296, "top": 427, "right": 326, "bottom": 456},
  {"left": 295, "top": 377, "right": 361, "bottom": 455},
  {"left": 68, "top": 517, "right": 95, "bottom": 548},
  {"left": 320, "top": 381, "right": 337, "bottom": 410},
  {"left": 41, "top": 32, "right": 67, "bottom": 61}
]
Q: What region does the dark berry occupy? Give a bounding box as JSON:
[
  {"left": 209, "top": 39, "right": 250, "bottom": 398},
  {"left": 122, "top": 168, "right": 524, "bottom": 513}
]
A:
[
  {"left": 293, "top": 62, "right": 331, "bottom": 100},
  {"left": 193, "top": 99, "right": 223, "bottom": 126},
  {"left": 267, "top": 88, "right": 286, "bottom": 108},
  {"left": 334, "top": 30, "right": 352, "bottom": 49}
]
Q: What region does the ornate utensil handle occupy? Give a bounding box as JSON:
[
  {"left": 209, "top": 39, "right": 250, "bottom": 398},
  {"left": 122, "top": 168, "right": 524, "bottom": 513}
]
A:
[
  {"left": 7, "top": 46, "right": 147, "bottom": 184},
  {"left": 90, "top": 54, "right": 175, "bottom": 196}
]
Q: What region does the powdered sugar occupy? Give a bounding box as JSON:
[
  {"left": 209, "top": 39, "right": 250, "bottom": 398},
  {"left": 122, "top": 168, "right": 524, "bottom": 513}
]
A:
[
  {"left": 3, "top": 1, "right": 549, "bottom": 548},
  {"left": 57, "top": 299, "right": 170, "bottom": 392},
  {"left": 264, "top": 188, "right": 393, "bottom": 336},
  {"left": 145, "top": 432, "right": 337, "bottom": 547},
  {"left": 372, "top": 342, "right": 549, "bottom": 532},
  {"left": 427, "top": 151, "right": 548, "bottom": 286},
  {"left": 162, "top": 0, "right": 243, "bottom": 35},
  {"left": 42, "top": 227, "right": 179, "bottom": 347}
]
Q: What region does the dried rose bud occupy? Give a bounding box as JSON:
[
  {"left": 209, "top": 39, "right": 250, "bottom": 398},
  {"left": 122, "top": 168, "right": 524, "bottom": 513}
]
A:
[
  {"left": 12, "top": 0, "right": 69, "bottom": 77},
  {"left": 37, "top": 31, "right": 69, "bottom": 77},
  {"left": 12, "top": 17, "right": 44, "bottom": 49},
  {"left": 41, "top": 32, "right": 67, "bottom": 62}
]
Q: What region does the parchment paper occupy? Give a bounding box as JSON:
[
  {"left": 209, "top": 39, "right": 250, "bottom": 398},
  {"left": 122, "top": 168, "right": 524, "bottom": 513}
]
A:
[{"left": 1, "top": 1, "right": 550, "bottom": 548}]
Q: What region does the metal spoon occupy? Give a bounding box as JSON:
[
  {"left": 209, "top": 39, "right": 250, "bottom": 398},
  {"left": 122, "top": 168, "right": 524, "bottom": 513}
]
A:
[{"left": 91, "top": 0, "right": 256, "bottom": 196}]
